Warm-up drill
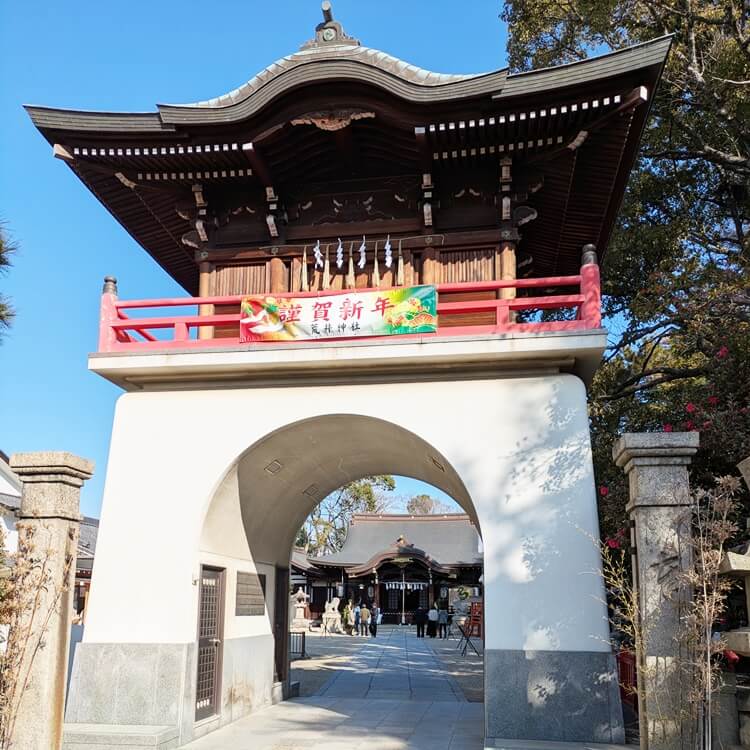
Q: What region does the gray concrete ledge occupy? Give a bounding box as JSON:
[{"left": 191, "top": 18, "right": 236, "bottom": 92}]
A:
[
  {"left": 63, "top": 723, "right": 178, "bottom": 748},
  {"left": 88, "top": 328, "right": 607, "bottom": 391}
]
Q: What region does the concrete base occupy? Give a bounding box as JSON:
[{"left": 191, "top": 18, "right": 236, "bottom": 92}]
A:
[
  {"left": 485, "top": 740, "right": 627, "bottom": 750},
  {"left": 65, "top": 636, "right": 276, "bottom": 747},
  {"left": 485, "top": 649, "right": 625, "bottom": 744},
  {"left": 65, "top": 642, "right": 195, "bottom": 739},
  {"left": 62, "top": 724, "right": 179, "bottom": 749}
]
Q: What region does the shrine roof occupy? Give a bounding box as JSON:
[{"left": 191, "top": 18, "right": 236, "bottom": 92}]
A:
[
  {"left": 310, "top": 513, "right": 482, "bottom": 569},
  {"left": 23, "top": 5, "right": 670, "bottom": 292},
  {"left": 25, "top": 36, "right": 671, "bottom": 132}
]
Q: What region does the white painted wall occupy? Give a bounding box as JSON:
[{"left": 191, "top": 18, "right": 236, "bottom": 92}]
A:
[
  {"left": 85, "top": 373, "right": 609, "bottom": 654},
  {"left": 0, "top": 512, "right": 17, "bottom": 555},
  {"left": 198, "top": 466, "right": 273, "bottom": 640}
]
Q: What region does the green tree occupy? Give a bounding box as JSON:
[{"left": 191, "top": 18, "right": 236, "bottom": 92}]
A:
[
  {"left": 0, "top": 223, "right": 15, "bottom": 338},
  {"left": 501, "top": 0, "right": 750, "bottom": 537},
  {"left": 406, "top": 493, "right": 455, "bottom": 515},
  {"left": 296, "top": 475, "right": 396, "bottom": 556},
  {"left": 406, "top": 494, "right": 435, "bottom": 514}
]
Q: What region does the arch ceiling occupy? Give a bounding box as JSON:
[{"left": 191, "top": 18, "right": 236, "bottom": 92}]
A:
[{"left": 232, "top": 414, "right": 476, "bottom": 568}]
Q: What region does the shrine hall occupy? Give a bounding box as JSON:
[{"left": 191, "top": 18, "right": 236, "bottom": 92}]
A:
[
  {"left": 26, "top": 4, "right": 670, "bottom": 749},
  {"left": 291, "top": 513, "right": 483, "bottom": 624}
]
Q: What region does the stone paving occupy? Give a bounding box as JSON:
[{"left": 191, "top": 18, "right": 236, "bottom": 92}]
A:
[{"left": 183, "top": 628, "right": 485, "bottom": 749}]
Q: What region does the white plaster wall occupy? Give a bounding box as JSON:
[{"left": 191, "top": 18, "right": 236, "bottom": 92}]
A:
[
  {"left": 199, "top": 466, "right": 273, "bottom": 640},
  {"left": 0, "top": 512, "right": 17, "bottom": 555},
  {"left": 85, "top": 374, "right": 609, "bottom": 653}
]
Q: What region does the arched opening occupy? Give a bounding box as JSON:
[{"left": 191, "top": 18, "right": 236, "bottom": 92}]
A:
[{"left": 198, "top": 415, "right": 484, "bottom": 723}]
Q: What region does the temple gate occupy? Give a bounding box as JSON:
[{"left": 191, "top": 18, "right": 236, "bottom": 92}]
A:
[{"left": 27, "top": 5, "right": 670, "bottom": 748}]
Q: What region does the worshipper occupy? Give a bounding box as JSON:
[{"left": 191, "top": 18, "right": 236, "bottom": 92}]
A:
[
  {"left": 360, "top": 603, "right": 371, "bottom": 636},
  {"left": 438, "top": 606, "right": 449, "bottom": 639},
  {"left": 370, "top": 604, "right": 380, "bottom": 637},
  {"left": 413, "top": 606, "right": 427, "bottom": 638},
  {"left": 353, "top": 602, "right": 361, "bottom": 636},
  {"left": 427, "top": 603, "right": 439, "bottom": 638}
]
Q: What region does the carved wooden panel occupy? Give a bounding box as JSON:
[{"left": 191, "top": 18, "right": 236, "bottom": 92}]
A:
[{"left": 235, "top": 571, "right": 266, "bottom": 617}]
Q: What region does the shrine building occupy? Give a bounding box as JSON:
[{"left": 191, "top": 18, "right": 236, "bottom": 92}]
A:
[
  {"left": 27, "top": 4, "right": 669, "bottom": 748},
  {"left": 292, "top": 513, "right": 483, "bottom": 624}
]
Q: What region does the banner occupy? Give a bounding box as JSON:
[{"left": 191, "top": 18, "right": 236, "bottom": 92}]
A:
[{"left": 239, "top": 285, "right": 437, "bottom": 342}]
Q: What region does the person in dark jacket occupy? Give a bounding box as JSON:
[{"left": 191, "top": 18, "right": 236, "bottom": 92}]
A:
[{"left": 413, "top": 607, "right": 427, "bottom": 638}]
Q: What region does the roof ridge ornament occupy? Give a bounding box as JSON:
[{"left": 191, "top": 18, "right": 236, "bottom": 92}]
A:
[{"left": 300, "top": 1, "right": 360, "bottom": 50}]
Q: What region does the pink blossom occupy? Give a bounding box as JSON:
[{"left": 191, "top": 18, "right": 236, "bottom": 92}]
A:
[
  {"left": 685, "top": 420, "right": 696, "bottom": 431},
  {"left": 663, "top": 423, "right": 674, "bottom": 432},
  {"left": 717, "top": 345, "right": 729, "bottom": 359},
  {"left": 707, "top": 396, "right": 719, "bottom": 406},
  {"left": 599, "top": 486, "right": 609, "bottom": 497},
  {"left": 685, "top": 402, "right": 697, "bottom": 413},
  {"left": 606, "top": 538, "right": 621, "bottom": 549}
]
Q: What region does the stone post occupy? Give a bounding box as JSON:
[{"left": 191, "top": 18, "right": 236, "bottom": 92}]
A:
[
  {"left": 8, "top": 452, "right": 93, "bottom": 750},
  {"left": 613, "top": 433, "right": 699, "bottom": 750}
]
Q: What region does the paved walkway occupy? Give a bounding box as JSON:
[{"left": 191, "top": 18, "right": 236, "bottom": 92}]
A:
[
  {"left": 314, "top": 627, "right": 466, "bottom": 701},
  {"left": 183, "top": 629, "right": 484, "bottom": 749}
]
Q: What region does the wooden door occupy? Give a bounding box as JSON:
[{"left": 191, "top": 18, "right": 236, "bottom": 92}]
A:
[{"left": 195, "top": 566, "right": 225, "bottom": 721}]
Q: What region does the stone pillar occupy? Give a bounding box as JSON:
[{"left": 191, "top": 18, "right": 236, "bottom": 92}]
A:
[
  {"left": 613, "top": 433, "right": 699, "bottom": 750},
  {"left": 738, "top": 456, "right": 750, "bottom": 490},
  {"left": 8, "top": 452, "right": 94, "bottom": 750}
]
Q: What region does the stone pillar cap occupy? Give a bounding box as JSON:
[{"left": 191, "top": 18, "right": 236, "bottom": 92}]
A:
[
  {"left": 739, "top": 456, "right": 750, "bottom": 491},
  {"left": 10, "top": 451, "right": 94, "bottom": 485},
  {"left": 613, "top": 432, "right": 699, "bottom": 471}
]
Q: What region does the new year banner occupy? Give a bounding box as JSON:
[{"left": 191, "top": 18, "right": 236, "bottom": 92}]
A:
[{"left": 239, "top": 285, "right": 437, "bottom": 342}]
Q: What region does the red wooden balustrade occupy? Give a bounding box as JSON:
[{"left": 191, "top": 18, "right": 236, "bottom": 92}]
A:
[{"left": 98, "top": 260, "right": 601, "bottom": 353}]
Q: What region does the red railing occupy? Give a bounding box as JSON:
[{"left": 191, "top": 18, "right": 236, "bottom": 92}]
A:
[{"left": 97, "top": 258, "right": 601, "bottom": 354}]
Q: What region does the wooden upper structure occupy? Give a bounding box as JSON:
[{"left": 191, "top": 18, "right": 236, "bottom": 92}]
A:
[{"left": 26, "top": 3, "right": 669, "bottom": 298}]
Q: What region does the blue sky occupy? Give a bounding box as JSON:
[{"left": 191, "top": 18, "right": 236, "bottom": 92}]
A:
[{"left": 0, "top": 1, "right": 507, "bottom": 517}]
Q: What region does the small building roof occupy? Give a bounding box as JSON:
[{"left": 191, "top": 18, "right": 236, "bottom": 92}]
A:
[{"left": 312, "top": 513, "right": 482, "bottom": 569}]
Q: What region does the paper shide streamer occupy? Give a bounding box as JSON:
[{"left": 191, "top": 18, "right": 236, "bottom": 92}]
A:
[
  {"left": 335, "top": 238, "right": 344, "bottom": 269},
  {"left": 313, "top": 240, "right": 324, "bottom": 269}
]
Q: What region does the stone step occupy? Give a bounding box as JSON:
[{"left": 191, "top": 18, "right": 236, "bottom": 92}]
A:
[{"left": 63, "top": 723, "right": 179, "bottom": 749}]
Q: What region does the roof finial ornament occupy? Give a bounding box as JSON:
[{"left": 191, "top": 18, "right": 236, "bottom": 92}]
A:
[{"left": 300, "top": 0, "right": 360, "bottom": 50}]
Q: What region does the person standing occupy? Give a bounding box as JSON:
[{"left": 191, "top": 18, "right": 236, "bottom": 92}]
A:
[
  {"left": 370, "top": 604, "right": 380, "bottom": 637},
  {"left": 353, "top": 602, "right": 361, "bottom": 636},
  {"left": 427, "top": 603, "right": 439, "bottom": 638},
  {"left": 438, "top": 606, "right": 448, "bottom": 639},
  {"left": 360, "top": 603, "right": 371, "bottom": 636},
  {"left": 414, "top": 606, "right": 427, "bottom": 638}
]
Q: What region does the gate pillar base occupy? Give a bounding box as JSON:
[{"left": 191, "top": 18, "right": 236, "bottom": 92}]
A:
[{"left": 485, "top": 649, "right": 625, "bottom": 744}]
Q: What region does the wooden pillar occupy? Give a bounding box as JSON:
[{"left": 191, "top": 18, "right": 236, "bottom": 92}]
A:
[
  {"left": 198, "top": 261, "right": 214, "bottom": 340},
  {"left": 499, "top": 241, "right": 517, "bottom": 300},
  {"left": 421, "top": 247, "right": 438, "bottom": 285},
  {"left": 270, "top": 256, "right": 286, "bottom": 294}
]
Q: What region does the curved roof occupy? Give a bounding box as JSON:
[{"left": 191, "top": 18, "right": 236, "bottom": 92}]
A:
[
  {"left": 22, "top": 6, "right": 671, "bottom": 292},
  {"left": 312, "top": 514, "right": 482, "bottom": 569},
  {"left": 24, "top": 15, "right": 671, "bottom": 133}
]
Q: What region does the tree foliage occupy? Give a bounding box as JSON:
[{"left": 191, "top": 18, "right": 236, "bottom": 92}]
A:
[
  {"left": 295, "top": 475, "right": 395, "bottom": 556},
  {"left": 501, "top": 0, "right": 750, "bottom": 536},
  {"left": 405, "top": 493, "right": 455, "bottom": 515},
  {"left": 0, "top": 223, "right": 15, "bottom": 338}
]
